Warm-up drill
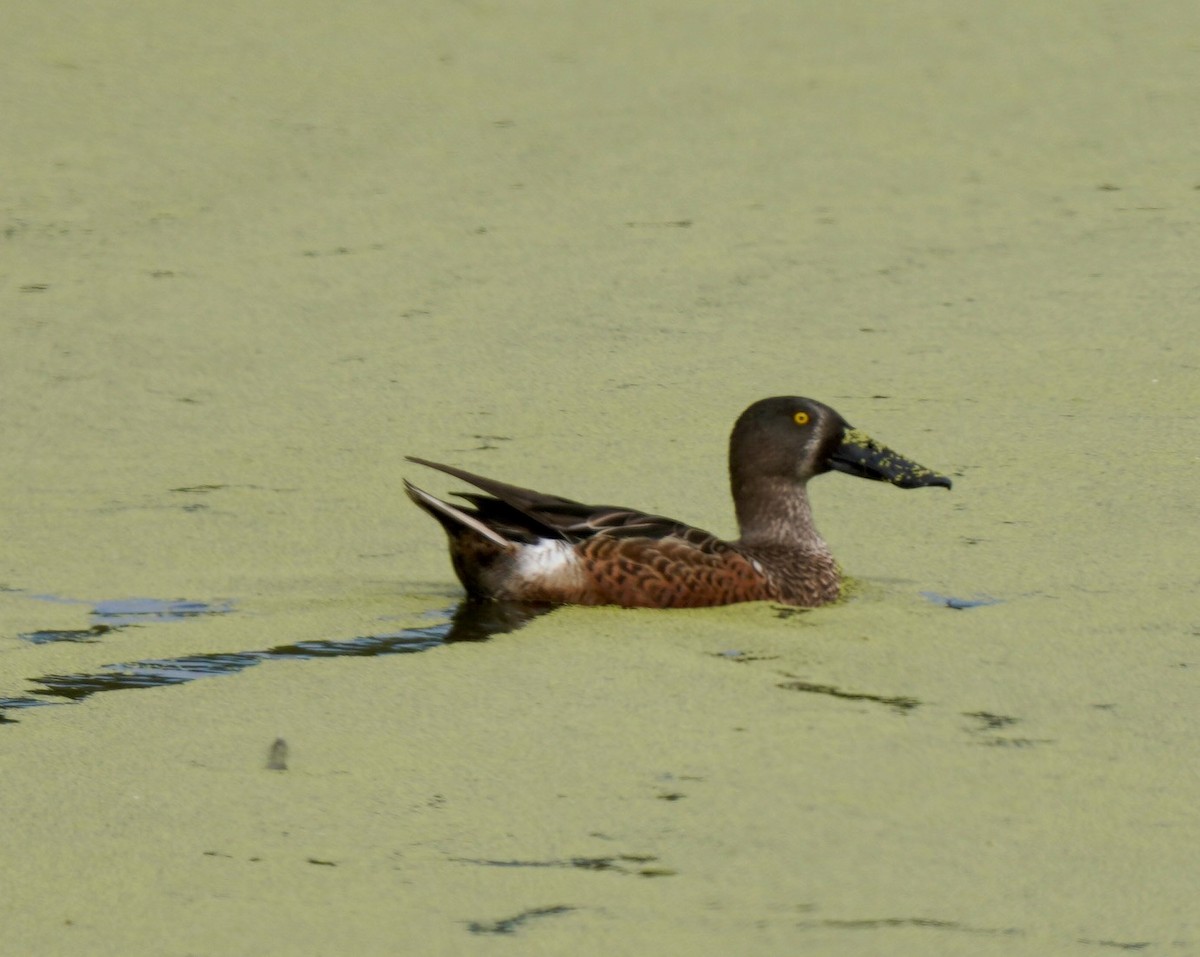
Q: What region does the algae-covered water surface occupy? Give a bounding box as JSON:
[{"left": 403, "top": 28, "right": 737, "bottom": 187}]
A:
[{"left": 2, "top": 1, "right": 1197, "bottom": 954}]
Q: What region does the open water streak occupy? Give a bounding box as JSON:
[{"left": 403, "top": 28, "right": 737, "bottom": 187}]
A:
[{"left": 0, "top": 597, "right": 551, "bottom": 723}]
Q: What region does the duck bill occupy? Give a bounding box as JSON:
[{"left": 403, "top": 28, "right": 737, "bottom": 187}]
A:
[{"left": 829, "top": 428, "right": 952, "bottom": 490}]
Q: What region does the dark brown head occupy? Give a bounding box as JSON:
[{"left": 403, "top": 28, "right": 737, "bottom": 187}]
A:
[{"left": 729, "top": 396, "right": 952, "bottom": 490}]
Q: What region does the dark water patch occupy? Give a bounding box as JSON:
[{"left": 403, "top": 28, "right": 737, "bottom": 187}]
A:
[
  {"left": 921, "top": 592, "right": 1003, "bottom": 610},
  {"left": 89, "top": 598, "right": 234, "bottom": 626},
  {"left": 625, "top": 219, "right": 691, "bottom": 228},
  {"left": 0, "top": 600, "right": 551, "bottom": 723},
  {"left": 25, "top": 594, "right": 234, "bottom": 631},
  {"left": 0, "top": 696, "right": 58, "bottom": 715},
  {"left": 711, "top": 649, "right": 779, "bottom": 663},
  {"left": 32, "top": 651, "right": 268, "bottom": 700},
  {"left": 772, "top": 605, "right": 810, "bottom": 619},
  {"left": 778, "top": 677, "right": 919, "bottom": 713},
  {"left": 442, "top": 599, "right": 554, "bottom": 640},
  {"left": 453, "top": 854, "right": 663, "bottom": 876},
  {"left": 963, "top": 711, "right": 1018, "bottom": 731},
  {"left": 262, "top": 627, "right": 452, "bottom": 661},
  {"left": 467, "top": 905, "right": 575, "bottom": 935},
  {"left": 962, "top": 711, "right": 1052, "bottom": 747},
  {"left": 797, "top": 916, "right": 1022, "bottom": 937},
  {"left": 25, "top": 628, "right": 447, "bottom": 704},
  {"left": 19, "top": 625, "right": 113, "bottom": 645},
  {"left": 266, "top": 737, "right": 289, "bottom": 771}
]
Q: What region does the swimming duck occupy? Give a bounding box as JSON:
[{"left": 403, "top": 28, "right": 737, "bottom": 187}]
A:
[{"left": 405, "top": 396, "right": 951, "bottom": 608}]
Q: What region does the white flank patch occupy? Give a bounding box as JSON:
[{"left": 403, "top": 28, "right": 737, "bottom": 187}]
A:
[{"left": 515, "top": 539, "right": 587, "bottom": 588}]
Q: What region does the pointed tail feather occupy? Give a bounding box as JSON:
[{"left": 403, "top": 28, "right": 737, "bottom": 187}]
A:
[{"left": 405, "top": 456, "right": 582, "bottom": 508}]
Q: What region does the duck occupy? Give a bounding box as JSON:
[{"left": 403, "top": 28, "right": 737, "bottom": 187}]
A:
[{"left": 405, "top": 396, "right": 951, "bottom": 609}]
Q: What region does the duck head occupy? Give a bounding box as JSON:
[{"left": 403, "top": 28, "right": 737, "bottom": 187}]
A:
[{"left": 729, "top": 396, "right": 952, "bottom": 490}]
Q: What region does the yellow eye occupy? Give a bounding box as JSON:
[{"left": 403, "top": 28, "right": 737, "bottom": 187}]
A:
[{"left": 793, "top": 411, "right": 810, "bottom": 426}]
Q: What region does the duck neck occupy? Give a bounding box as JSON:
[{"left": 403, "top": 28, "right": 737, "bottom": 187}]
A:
[{"left": 732, "top": 475, "right": 828, "bottom": 553}]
